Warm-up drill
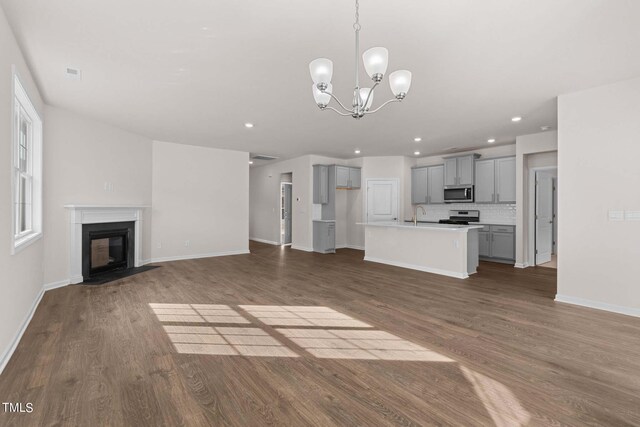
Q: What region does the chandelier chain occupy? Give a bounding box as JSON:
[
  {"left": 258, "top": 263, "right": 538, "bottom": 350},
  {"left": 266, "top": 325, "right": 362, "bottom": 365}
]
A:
[{"left": 353, "top": 0, "right": 361, "bottom": 31}]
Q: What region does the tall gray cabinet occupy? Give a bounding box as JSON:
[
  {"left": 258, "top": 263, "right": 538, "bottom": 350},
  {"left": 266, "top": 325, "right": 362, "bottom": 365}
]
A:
[{"left": 312, "top": 164, "right": 361, "bottom": 254}]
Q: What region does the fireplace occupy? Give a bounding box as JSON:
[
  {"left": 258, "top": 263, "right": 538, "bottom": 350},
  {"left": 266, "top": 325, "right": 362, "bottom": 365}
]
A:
[
  {"left": 65, "top": 205, "right": 146, "bottom": 284},
  {"left": 82, "top": 221, "right": 135, "bottom": 279}
]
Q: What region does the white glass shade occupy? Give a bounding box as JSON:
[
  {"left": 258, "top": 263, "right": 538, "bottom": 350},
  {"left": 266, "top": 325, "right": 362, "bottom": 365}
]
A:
[
  {"left": 312, "top": 83, "right": 332, "bottom": 106},
  {"left": 362, "top": 47, "right": 389, "bottom": 78},
  {"left": 389, "top": 70, "right": 412, "bottom": 96},
  {"left": 359, "top": 88, "right": 374, "bottom": 110},
  {"left": 309, "top": 58, "right": 333, "bottom": 85}
]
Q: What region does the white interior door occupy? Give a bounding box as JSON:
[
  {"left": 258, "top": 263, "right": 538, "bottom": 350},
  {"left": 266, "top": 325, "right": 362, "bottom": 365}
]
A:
[
  {"left": 367, "top": 180, "right": 398, "bottom": 222},
  {"left": 535, "top": 172, "right": 553, "bottom": 264}
]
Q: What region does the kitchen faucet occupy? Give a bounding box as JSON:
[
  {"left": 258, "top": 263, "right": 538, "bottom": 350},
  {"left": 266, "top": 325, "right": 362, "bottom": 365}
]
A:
[{"left": 412, "top": 205, "right": 427, "bottom": 226}]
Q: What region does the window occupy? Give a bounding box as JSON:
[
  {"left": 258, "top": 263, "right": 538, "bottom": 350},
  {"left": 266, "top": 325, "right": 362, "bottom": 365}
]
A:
[{"left": 12, "top": 71, "right": 42, "bottom": 253}]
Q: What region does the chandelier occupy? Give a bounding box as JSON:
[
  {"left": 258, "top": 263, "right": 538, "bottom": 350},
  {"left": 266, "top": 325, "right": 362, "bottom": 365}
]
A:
[{"left": 309, "top": 0, "right": 412, "bottom": 119}]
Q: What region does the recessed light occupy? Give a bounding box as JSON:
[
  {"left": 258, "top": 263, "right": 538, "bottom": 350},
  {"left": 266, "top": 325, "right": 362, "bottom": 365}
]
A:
[
  {"left": 414, "top": 151, "right": 420, "bottom": 156},
  {"left": 487, "top": 138, "right": 496, "bottom": 143},
  {"left": 354, "top": 149, "right": 361, "bottom": 154},
  {"left": 511, "top": 116, "right": 522, "bottom": 122},
  {"left": 201, "top": 26, "right": 210, "bottom": 31},
  {"left": 248, "top": 160, "right": 254, "bottom": 165},
  {"left": 244, "top": 123, "right": 254, "bottom": 128},
  {"left": 414, "top": 137, "right": 422, "bottom": 142}
]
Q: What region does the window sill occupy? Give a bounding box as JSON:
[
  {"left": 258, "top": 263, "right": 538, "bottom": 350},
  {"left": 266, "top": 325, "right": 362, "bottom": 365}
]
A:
[{"left": 12, "top": 232, "right": 42, "bottom": 255}]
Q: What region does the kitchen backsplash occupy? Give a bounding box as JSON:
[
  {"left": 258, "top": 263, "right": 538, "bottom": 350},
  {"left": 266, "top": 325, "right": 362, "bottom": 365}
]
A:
[{"left": 417, "top": 203, "right": 516, "bottom": 225}]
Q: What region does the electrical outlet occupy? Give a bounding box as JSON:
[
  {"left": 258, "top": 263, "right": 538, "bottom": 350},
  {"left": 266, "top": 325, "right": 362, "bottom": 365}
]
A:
[
  {"left": 103, "top": 182, "right": 114, "bottom": 192},
  {"left": 157, "top": 240, "right": 162, "bottom": 249},
  {"left": 184, "top": 240, "right": 190, "bottom": 247},
  {"left": 453, "top": 239, "right": 459, "bottom": 249}
]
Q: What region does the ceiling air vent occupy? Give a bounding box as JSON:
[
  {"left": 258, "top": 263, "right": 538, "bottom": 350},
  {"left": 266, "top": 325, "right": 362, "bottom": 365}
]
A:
[
  {"left": 65, "top": 67, "right": 82, "bottom": 80},
  {"left": 251, "top": 154, "right": 279, "bottom": 161}
]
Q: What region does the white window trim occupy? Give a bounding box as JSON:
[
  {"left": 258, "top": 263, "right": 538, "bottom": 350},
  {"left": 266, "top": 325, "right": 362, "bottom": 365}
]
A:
[{"left": 11, "top": 67, "right": 43, "bottom": 255}]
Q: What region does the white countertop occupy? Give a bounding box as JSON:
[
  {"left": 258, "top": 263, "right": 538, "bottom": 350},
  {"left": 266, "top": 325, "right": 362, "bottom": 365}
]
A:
[
  {"left": 403, "top": 220, "right": 516, "bottom": 226},
  {"left": 357, "top": 221, "right": 484, "bottom": 231}
]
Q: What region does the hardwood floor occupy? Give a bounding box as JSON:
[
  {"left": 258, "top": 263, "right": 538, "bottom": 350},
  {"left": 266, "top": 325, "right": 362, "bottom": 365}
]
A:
[{"left": 1, "top": 241, "right": 639, "bottom": 426}]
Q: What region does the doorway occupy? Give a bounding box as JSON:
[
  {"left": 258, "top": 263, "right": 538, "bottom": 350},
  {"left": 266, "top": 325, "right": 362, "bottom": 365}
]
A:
[
  {"left": 366, "top": 179, "right": 399, "bottom": 222},
  {"left": 533, "top": 168, "right": 558, "bottom": 268},
  {"left": 280, "top": 176, "right": 292, "bottom": 246}
]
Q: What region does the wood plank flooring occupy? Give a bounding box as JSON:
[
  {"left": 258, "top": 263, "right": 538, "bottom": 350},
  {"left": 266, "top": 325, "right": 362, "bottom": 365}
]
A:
[{"left": 1, "top": 241, "right": 639, "bottom": 426}]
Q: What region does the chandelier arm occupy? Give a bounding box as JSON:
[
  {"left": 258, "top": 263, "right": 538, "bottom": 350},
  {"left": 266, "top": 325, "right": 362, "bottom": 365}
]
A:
[
  {"left": 326, "top": 92, "right": 355, "bottom": 113},
  {"left": 325, "top": 107, "right": 353, "bottom": 117},
  {"left": 361, "top": 81, "right": 380, "bottom": 111},
  {"left": 365, "top": 98, "right": 401, "bottom": 114}
]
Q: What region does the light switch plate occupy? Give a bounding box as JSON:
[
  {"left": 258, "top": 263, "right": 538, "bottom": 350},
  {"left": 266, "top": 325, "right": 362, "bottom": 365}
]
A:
[
  {"left": 608, "top": 210, "right": 624, "bottom": 221},
  {"left": 625, "top": 211, "right": 640, "bottom": 221}
]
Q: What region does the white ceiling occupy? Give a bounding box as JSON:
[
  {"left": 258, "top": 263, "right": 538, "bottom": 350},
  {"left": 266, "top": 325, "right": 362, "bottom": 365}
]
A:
[{"left": 2, "top": 0, "right": 640, "bottom": 161}]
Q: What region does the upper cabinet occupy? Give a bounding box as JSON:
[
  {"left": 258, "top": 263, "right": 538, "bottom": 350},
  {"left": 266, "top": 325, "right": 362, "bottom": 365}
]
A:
[
  {"left": 335, "top": 166, "right": 361, "bottom": 189},
  {"left": 474, "top": 156, "right": 516, "bottom": 204},
  {"left": 313, "top": 164, "right": 329, "bottom": 204},
  {"left": 411, "top": 167, "right": 428, "bottom": 204},
  {"left": 411, "top": 165, "right": 444, "bottom": 204},
  {"left": 444, "top": 154, "right": 479, "bottom": 186},
  {"left": 428, "top": 165, "right": 445, "bottom": 204},
  {"left": 495, "top": 157, "right": 516, "bottom": 203}
]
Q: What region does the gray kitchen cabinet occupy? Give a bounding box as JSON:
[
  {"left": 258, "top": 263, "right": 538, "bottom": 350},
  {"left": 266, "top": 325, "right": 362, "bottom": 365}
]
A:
[
  {"left": 411, "top": 167, "right": 428, "bottom": 204},
  {"left": 336, "top": 166, "right": 350, "bottom": 188},
  {"left": 479, "top": 224, "right": 515, "bottom": 262},
  {"left": 444, "top": 158, "right": 458, "bottom": 186},
  {"left": 474, "top": 156, "right": 516, "bottom": 204},
  {"left": 313, "top": 221, "right": 335, "bottom": 254},
  {"left": 474, "top": 159, "right": 496, "bottom": 203},
  {"left": 444, "top": 154, "right": 479, "bottom": 186},
  {"left": 411, "top": 165, "right": 444, "bottom": 204},
  {"left": 478, "top": 231, "right": 491, "bottom": 257},
  {"left": 349, "top": 167, "right": 361, "bottom": 189},
  {"left": 335, "top": 166, "right": 361, "bottom": 189},
  {"left": 313, "top": 164, "right": 329, "bottom": 204},
  {"left": 495, "top": 157, "right": 516, "bottom": 203},
  {"left": 427, "top": 165, "right": 444, "bottom": 204},
  {"left": 491, "top": 231, "right": 515, "bottom": 259}
]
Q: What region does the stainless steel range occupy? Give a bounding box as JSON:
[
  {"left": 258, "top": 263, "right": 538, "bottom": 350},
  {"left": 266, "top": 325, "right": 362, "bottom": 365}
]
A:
[{"left": 438, "top": 210, "right": 480, "bottom": 225}]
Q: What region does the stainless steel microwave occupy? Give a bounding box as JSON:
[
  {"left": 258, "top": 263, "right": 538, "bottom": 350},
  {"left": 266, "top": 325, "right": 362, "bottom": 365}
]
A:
[{"left": 444, "top": 186, "right": 474, "bottom": 203}]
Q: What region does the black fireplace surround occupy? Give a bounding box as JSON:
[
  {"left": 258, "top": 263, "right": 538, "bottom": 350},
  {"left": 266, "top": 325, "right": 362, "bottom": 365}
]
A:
[{"left": 82, "top": 221, "right": 135, "bottom": 279}]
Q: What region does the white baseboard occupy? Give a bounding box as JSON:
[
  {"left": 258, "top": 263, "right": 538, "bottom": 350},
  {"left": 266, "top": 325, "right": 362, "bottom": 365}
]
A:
[
  {"left": 149, "top": 249, "right": 250, "bottom": 264},
  {"left": 364, "top": 256, "right": 468, "bottom": 279},
  {"left": 70, "top": 274, "right": 83, "bottom": 284},
  {"left": 250, "top": 238, "right": 280, "bottom": 245},
  {"left": 514, "top": 262, "right": 529, "bottom": 269},
  {"left": 0, "top": 288, "right": 45, "bottom": 375},
  {"left": 555, "top": 294, "right": 640, "bottom": 318},
  {"left": 43, "top": 279, "right": 71, "bottom": 291},
  {"left": 291, "top": 245, "right": 313, "bottom": 252}
]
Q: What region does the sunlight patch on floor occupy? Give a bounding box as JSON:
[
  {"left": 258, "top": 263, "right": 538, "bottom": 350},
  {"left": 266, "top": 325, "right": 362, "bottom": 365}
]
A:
[
  {"left": 278, "top": 328, "right": 454, "bottom": 361},
  {"left": 461, "top": 366, "right": 531, "bottom": 427},
  {"left": 162, "top": 324, "right": 298, "bottom": 357},
  {"left": 150, "top": 303, "right": 250, "bottom": 324},
  {"left": 239, "top": 305, "right": 372, "bottom": 327}
]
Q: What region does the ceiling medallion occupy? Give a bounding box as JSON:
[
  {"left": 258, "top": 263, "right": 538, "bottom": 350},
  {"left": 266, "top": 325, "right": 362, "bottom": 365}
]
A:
[{"left": 309, "top": 0, "right": 412, "bottom": 119}]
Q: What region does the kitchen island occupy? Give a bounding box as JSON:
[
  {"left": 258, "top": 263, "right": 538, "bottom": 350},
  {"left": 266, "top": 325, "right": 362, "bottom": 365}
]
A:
[{"left": 359, "top": 222, "right": 483, "bottom": 279}]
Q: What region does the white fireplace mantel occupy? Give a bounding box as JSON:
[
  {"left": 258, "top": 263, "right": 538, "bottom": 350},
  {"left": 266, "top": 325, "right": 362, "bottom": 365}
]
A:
[{"left": 64, "top": 205, "right": 148, "bottom": 284}]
